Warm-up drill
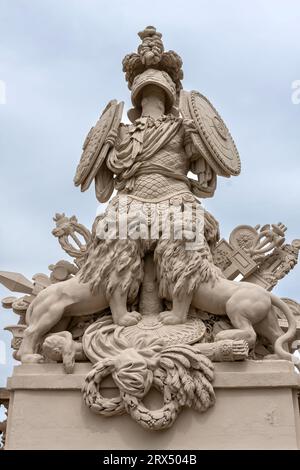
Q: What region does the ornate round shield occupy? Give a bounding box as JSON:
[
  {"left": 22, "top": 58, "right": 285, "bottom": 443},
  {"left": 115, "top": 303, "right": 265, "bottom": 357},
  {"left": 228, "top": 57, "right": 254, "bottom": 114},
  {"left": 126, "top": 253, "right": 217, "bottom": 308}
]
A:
[
  {"left": 188, "top": 91, "right": 241, "bottom": 176},
  {"left": 73, "top": 99, "right": 119, "bottom": 188}
]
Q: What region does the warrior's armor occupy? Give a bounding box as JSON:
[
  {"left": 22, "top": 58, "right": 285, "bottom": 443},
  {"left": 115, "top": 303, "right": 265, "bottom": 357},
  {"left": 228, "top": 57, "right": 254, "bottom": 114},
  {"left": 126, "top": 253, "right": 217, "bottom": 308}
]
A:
[{"left": 108, "top": 114, "right": 212, "bottom": 201}]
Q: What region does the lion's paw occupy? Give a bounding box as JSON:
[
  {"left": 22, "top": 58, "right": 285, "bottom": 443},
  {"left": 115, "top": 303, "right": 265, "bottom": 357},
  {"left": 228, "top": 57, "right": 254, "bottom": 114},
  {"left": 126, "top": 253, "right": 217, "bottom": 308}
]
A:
[
  {"left": 158, "top": 310, "right": 184, "bottom": 325},
  {"left": 21, "top": 353, "right": 44, "bottom": 364},
  {"left": 118, "top": 311, "right": 142, "bottom": 327}
]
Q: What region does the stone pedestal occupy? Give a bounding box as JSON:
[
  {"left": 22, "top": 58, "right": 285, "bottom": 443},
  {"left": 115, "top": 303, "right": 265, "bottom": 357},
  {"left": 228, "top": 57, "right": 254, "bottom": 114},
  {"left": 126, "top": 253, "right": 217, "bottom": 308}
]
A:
[{"left": 5, "top": 360, "right": 300, "bottom": 450}]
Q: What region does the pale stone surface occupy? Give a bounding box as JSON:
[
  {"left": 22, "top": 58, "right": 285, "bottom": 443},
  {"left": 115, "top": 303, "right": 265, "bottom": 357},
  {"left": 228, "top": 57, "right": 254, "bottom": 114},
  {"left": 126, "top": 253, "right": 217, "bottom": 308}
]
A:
[
  {"left": 1, "top": 25, "right": 300, "bottom": 436},
  {"left": 6, "top": 361, "right": 300, "bottom": 450}
]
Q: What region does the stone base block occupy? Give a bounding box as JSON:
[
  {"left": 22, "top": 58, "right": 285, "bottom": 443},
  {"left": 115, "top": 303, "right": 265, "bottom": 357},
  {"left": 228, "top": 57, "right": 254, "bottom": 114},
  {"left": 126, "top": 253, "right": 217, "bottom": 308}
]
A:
[{"left": 5, "top": 360, "right": 300, "bottom": 450}]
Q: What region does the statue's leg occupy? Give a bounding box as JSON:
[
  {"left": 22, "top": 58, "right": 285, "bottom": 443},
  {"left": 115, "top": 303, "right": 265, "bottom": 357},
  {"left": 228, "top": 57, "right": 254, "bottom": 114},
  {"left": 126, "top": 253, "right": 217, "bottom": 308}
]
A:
[
  {"left": 18, "top": 276, "right": 108, "bottom": 362},
  {"left": 158, "top": 293, "right": 192, "bottom": 324},
  {"left": 214, "top": 289, "right": 271, "bottom": 349},
  {"left": 155, "top": 236, "right": 217, "bottom": 325},
  {"left": 79, "top": 236, "right": 144, "bottom": 326},
  {"left": 109, "top": 286, "right": 142, "bottom": 326},
  {"left": 214, "top": 314, "right": 257, "bottom": 348},
  {"left": 192, "top": 285, "right": 257, "bottom": 347},
  {"left": 255, "top": 306, "right": 285, "bottom": 356}
]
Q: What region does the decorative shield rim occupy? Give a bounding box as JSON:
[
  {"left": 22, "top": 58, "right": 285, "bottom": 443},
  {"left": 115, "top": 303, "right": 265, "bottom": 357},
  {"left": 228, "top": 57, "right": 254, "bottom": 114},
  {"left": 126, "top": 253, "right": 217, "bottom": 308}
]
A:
[
  {"left": 73, "top": 99, "right": 119, "bottom": 188},
  {"left": 188, "top": 90, "right": 241, "bottom": 176}
]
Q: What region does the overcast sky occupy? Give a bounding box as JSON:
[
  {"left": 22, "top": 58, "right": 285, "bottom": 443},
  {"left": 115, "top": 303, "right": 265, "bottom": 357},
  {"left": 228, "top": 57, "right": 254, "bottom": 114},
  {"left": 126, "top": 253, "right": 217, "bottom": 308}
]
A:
[{"left": 0, "top": 0, "right": 300, "bottom": 386}]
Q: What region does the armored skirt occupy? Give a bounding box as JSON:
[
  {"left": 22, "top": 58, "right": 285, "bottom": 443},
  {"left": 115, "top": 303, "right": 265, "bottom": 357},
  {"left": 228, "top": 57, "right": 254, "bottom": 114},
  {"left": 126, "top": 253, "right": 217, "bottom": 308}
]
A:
[{"left": 79, "top": 191, "right": 221, "bottom": 305}]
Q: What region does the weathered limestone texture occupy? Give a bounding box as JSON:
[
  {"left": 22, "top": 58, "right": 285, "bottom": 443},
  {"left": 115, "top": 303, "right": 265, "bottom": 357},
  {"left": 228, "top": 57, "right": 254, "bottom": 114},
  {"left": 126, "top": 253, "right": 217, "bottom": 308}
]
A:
[{"left": 6, "top": 361, "right": 300, "bottom": 450}]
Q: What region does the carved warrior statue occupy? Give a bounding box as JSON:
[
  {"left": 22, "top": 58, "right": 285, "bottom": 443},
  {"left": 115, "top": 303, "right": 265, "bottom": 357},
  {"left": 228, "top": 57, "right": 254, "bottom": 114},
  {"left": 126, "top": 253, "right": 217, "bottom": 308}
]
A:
[{"left": 1, "top": 26, "right": 300, "bottom": 431}]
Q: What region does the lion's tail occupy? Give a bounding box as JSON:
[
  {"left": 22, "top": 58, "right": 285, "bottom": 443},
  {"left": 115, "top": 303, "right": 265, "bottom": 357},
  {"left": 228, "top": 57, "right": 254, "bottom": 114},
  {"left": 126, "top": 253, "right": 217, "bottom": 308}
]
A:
[{"left": 271, "top": 294, "right": 298, "bottom": 368}]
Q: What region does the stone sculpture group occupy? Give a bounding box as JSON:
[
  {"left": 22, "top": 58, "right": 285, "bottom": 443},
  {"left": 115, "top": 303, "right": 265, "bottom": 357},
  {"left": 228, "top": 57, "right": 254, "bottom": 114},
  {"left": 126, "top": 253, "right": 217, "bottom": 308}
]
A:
[{"left": 1, "top": 26, "right": 300, "bottom": 431}]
